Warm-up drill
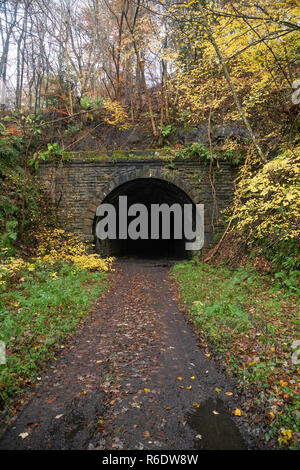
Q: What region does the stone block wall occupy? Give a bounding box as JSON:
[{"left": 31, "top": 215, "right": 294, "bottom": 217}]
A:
[{"left": 37, "top": 159, "right": 238, "bottom": 249}]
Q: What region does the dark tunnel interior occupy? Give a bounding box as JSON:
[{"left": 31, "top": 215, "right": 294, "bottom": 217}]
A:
[{"left": 93, "top": 178, "right": 197, "bottom": 259}]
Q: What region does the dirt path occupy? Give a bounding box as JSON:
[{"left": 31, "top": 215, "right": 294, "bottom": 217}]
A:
[{"left": 0, "top": 260, "right": 255, "bottom": 450}]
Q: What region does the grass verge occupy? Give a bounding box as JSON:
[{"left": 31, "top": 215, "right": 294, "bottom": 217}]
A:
[
  {"left": 0, "top": 261, "right": 109, "bottom": 410},
  {"left": 171, "top": 261, "right": 299, "bottom": 449}
]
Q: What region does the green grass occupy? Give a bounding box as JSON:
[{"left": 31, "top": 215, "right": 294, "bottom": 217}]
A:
[
  {"left": 0, "top": 261, "right": 109, "bottom": 408},
  {"left": 171, "top": 261, "right": 300, "bottom": 449}
]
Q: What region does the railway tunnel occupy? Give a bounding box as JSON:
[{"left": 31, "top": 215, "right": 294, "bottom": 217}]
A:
[
  {"left": 37, "top": 158, "right": 238, "bottom": 258},
  {"left": 92, "top": 178, "right": 199, "bottom": 259}
]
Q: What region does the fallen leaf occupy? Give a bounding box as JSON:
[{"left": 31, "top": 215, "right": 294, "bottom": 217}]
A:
[
  {"left": 279, "top": 380, "right": 288, "bottom": 387},
  {"left": 47, "top": 397, "right": 57, "bottom": 404}
]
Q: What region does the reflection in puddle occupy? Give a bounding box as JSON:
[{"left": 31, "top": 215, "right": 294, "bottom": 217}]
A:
[{"left": 187, "top": 398, "right": 248, "bottom": 450}]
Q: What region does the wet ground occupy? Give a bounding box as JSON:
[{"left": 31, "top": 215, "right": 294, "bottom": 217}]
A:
[{"left": 0, "top": 260, "right": 254, "bottom": 450}]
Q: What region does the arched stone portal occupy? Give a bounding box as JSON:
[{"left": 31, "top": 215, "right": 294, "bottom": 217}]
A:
[
  {"left": 84, "top": 169, "right": 201, "bottom": 259},
  {"left": 38, "top": 158, "right": 238, "bottom": 255}
]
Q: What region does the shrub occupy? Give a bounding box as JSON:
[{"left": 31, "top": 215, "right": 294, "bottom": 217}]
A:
[{"left": 233, "top": 145, "right": 300, "bottom": 245}]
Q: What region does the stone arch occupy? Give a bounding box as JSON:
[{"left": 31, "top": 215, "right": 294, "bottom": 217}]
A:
[{"left": 83, "top": 167, "right": 201, "bottom": 237}]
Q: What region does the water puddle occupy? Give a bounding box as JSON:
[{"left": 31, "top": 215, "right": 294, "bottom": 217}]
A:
[{"left": 187, "top": 398, "right": 248, "bottom": 450}]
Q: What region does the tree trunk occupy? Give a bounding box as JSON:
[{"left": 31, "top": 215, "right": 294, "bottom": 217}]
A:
[{"left": 206, "top": 29, "right": 266, "bottom": 164}]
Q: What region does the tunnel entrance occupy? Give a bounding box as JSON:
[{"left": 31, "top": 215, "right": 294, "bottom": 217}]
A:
[{"left": 93, "top": 178, "right": 198, "bottom": 259}]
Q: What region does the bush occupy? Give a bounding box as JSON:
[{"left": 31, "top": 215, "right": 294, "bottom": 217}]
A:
[
  {"left": 233, "top": 145, "right": 300, "bottom": 245},
  {"left": 231, "top": 145, "right": 300, "bottom": 277}
]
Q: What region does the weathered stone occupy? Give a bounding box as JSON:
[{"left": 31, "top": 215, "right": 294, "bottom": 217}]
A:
[
  {"left": 172, "top": 124, "right": 250, "bottom": 146},
  {"left": 38, "top": 159, "right": 238, "bottom": 249}
]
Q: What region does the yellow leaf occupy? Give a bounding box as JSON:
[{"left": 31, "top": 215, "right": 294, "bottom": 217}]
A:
[{"left": 279, "top": 380, "right": 288, "bottom": 387}]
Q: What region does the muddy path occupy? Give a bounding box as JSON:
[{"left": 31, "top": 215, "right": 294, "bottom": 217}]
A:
[{"left": 0, "top": 260, "right": 255, "bottom": 450}]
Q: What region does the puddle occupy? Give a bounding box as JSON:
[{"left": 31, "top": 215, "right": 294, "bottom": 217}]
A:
[{"left": 187, "top": 398, "right": 248, "bottom": 450}]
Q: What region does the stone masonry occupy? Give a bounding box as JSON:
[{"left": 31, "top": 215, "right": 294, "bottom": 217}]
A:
[{"left": 37, "top": 159, "right": 238, "bottom": 249}]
